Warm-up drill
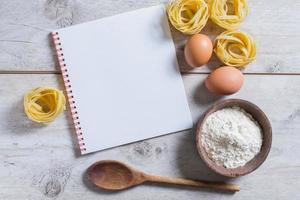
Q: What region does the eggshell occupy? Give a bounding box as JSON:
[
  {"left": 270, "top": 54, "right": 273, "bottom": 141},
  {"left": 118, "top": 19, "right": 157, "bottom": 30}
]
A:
[
  {"left": 205, "top": 66, "right": 244, "bottom": 95},
  {"left": 184, "top": 34, "right": 213, "bottom": 67}
]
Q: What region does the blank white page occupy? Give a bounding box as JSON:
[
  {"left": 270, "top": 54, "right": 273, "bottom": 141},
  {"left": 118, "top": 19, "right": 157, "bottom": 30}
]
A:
[{"left": 54, "top": 5, "right": 193, "bottom": 154}]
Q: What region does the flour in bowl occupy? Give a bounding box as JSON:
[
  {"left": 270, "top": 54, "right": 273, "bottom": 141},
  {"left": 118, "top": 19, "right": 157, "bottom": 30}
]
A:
[{"left": 201, "top": 106, "right": 263, "bottom": 168}]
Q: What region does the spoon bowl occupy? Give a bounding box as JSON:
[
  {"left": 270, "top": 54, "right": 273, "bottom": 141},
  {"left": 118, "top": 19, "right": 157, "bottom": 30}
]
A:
[{"left": 87, "top": 160, "right": 145, "bottom": 190}]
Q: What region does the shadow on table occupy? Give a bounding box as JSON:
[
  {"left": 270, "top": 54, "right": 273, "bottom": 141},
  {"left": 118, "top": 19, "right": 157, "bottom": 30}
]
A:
[
  {"left": 172, "top": 78, "right": 237, "bottom": 193},
  {"left": 4, "top": 99, "right": 46, "bottom": 134},
  {"left": 145, "top": 181, "right": 237, "bottom": 195},
  {"left": 171, "top": 128, "right": 239, "bottom": 196},
  {"left": 193, "top": 80, "right": 224, "bottom": 106},
  {"left": 175, "top": 127, "right": 230, "bottom": 181},
  {"left": 63, "top": 101, "right": 85, "bottom": 158}
]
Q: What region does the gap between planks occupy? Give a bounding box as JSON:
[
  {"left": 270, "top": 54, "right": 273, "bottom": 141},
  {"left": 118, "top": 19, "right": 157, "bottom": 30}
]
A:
[
  {"left": 0, "top": 70, "right": 300, "bottom": 76},
  {"left": 0, "top": 71, "right": 61, "bottom": 74}
]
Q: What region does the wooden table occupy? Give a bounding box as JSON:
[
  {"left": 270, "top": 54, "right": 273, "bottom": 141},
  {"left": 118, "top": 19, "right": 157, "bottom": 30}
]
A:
[{"left": 1, "top": 0, "right": 300, "bottom": 199}]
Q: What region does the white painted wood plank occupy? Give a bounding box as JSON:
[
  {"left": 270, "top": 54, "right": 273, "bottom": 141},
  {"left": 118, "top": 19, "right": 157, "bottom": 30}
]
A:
[
  {"left": 0, "top": 0, "right": 299, "bottom": 73},
  {"left": 0, "top": 0, "right": 167, "bottom": 72},
  {"left": 0, "top": 74, "right": 299, "bottom": 199}
]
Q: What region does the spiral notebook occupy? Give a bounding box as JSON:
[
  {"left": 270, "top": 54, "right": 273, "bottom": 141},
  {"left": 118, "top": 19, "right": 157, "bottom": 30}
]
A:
[{"left": 51, "top": 5, "right": 192, "bottom": 155}]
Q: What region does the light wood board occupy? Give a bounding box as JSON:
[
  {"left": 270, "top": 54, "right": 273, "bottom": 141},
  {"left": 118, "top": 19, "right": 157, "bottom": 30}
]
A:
[
  {"left": 0, "top": 0, "right": 299, "bottom": 73},
  {"left": 1, "top": 0, "right": 300, "bottom": 199},
  {"left": 0, "top": 74, "right": 299, "bottom": 199}
]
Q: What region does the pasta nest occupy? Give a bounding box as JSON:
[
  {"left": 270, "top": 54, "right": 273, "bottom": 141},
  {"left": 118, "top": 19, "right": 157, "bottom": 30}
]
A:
[
  {"left": 214, "top": 30, "right": 256, "bottom": 67},
  {"left": 209, "top": 0, "right": 248, "bottom": 30},
  {"left": 167, "top": 0, "right": 209, "bottom": 35},
  {"left": 24, "top": 87, "right": 66, "bottom": 123}
]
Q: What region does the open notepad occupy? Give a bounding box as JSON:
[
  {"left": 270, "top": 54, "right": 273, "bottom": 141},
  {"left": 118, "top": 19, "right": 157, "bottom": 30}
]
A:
[{"left": 51, "top": 5, "right": 193, "bottom": 155}]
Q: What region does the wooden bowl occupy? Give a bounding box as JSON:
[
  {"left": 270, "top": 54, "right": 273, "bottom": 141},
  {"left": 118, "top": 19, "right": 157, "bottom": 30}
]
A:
[{"left": 195, "top": 99, "right": 272, "bottom": 177}]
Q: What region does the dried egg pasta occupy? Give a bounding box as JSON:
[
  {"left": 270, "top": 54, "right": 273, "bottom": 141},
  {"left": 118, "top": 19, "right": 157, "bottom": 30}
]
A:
[
  {"left": 24, "top": 87, "right": 66, "bottom": 123},
  {"left": 214, "top": 30, "right": 256, "bottom": 67},
  {"left": 167, "top": 0, "right": 209, "bottom": 35},
  {"left": 209, "top": 0, "right": 248, "bottom": 30}
]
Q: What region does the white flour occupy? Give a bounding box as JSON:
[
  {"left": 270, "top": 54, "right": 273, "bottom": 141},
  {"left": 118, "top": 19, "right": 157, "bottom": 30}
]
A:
[{"left": 201, "top": 106, "right": 263, "bottom": 168}]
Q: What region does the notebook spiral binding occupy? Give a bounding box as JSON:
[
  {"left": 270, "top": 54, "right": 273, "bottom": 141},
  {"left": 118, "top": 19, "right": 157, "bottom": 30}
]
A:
[{"left": 51, "top": 31, "right": 86, "bottom": 154}]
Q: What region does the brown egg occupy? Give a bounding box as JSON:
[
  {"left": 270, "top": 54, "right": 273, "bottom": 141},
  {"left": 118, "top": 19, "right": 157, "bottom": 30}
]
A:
[
  {"left": 184, "top": 34, "right": 213, "bottom": 67},
  {"left": 205, "top": 66, "right": 244, "bottom": 95}
]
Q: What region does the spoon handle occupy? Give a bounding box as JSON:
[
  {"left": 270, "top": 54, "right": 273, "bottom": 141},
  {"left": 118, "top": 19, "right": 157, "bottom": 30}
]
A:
[{"left": 144, "top": 174, "right": 240, "bottom": 192}]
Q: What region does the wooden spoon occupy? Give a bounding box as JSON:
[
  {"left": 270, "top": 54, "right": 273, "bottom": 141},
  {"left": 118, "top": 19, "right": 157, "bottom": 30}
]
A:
[{"left": 86, "top": 160, "right": 240, "bottom": 192}]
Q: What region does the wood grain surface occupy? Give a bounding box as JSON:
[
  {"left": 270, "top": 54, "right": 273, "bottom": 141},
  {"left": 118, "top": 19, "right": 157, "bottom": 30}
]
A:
[
  {"left": 1, "top": 74, "right": 300, "bottom": 199},
  {"left": 0, "top": 0, "right": 299, "bottom": 73},
  {"left": 0, "top": 0, "right": 300, "bottom": 199}
]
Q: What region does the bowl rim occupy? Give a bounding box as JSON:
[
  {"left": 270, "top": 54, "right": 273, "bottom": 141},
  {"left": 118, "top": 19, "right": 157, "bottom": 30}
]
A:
[{"left": 195, "top": 98, "right": 272, "bottom": 177}]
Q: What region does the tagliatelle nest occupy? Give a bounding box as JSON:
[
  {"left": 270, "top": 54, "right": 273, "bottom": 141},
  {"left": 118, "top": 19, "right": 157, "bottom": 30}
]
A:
[
  {"left": 166, "top": 0, "right": 209, "bottom": 35},
  {"left": 214, "top": 30, "right": 256, "bottom": 67},
  {"left": 209, "top": 0, "right": 248, "bottom": 30},
  {"left": 24, "top": 87, "right": 66, "bottom": 123}
]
